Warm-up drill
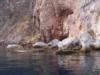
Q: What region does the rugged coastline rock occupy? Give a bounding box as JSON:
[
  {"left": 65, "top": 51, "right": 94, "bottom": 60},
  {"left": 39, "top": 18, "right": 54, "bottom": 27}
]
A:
[
  {"left": 0, "top": 0, "right": 100, "bottom": 51},
  {"left": 33, "top": 0, "right": 100, "bottom": 43}
]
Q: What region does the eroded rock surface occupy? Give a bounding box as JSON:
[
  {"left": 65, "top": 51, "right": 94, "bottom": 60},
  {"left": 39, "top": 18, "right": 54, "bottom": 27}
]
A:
[
  {"left": 33, "top": 0, "right": 75, "bottom": 42},
  {"left": 33, "top": 0, "right": 100, "bottom": 43},
  {"left": 0, "top": 0, "right": 36, "bottom": 43},
  {"left": 0, "top": 0, "right": 100, "bottom": 45}
]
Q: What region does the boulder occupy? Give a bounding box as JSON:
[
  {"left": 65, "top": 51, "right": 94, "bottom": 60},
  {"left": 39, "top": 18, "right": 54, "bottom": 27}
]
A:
[
  {"left": 92, "top": 40, "right": 100, "bottom": 49},
  {"left": 79, "top": 31, "right": 95, "bottom": 51},
  {"left": 33, "top": 42, "right": 47, "bottom": 48},
  {"left": 48, "top": 39, "right": 60, "bottom": 47},
  {"left": 57, "top": 37, "right": 81, "bottom": 50}
]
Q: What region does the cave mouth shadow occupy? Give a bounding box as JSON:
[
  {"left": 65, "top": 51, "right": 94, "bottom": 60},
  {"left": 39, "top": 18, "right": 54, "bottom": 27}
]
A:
[
  {"left": 40, "top": 7, "right": 74, "bottom": 43},
  {"left": 58, "top": 8, "right": 74, "bottom": 41}
]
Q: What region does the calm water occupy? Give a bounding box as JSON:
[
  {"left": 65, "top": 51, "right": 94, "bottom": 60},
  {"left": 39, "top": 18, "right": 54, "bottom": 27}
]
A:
[{"left": 0, "top": 47, "right": 100, "bottom": 75}]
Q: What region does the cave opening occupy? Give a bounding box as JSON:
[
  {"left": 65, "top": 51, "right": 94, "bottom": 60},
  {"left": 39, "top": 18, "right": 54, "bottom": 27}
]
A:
[{"left": 58, "top": 8, "right": 73, "bottom": 41}]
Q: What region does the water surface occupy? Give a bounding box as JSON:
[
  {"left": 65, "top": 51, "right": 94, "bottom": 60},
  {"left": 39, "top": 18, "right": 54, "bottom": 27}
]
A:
[{"left": 0, "top": 47, "right": 100, "bottom": 75}]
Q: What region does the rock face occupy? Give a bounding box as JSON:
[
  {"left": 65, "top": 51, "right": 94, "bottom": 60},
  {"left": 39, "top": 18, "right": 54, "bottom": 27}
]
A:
[
  {"left": 0, "top": 0, "right": 100, "bottom": 44},
  {"left": 33, "top": 0, "right": 100, "bottom": 43},
  {"left": 33, "top": 0, "right": 75, "bottom": 42},
  {"left": 0, "top": 0, "right": 36, "bottom": 43}
]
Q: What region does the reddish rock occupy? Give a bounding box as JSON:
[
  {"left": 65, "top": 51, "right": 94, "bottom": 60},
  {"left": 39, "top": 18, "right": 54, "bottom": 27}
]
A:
[
  {"left": 33, "top": 0, "right": 76, "bottom": 42},
  {"left": 0, "top": 0, "right": 100, "bottom": 43}
]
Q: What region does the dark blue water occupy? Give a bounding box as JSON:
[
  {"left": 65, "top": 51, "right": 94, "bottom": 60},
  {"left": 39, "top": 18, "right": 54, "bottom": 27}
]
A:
[{"left": 0, "top": 48, "right": 100, "bottom": 75}]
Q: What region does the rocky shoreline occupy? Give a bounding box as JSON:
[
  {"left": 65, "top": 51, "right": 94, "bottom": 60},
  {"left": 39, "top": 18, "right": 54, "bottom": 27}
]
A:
[
  {"left": 0, "top": 29, "right": 100, "bottom": 55},
  {"left": 0, "top": 31, "right": 100, "bottom": 55}
]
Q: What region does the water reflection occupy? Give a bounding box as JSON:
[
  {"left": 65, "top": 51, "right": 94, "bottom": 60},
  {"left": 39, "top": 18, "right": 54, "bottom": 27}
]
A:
[
  {"left": 0, "top": 48, "right": 59, "bottom": 75},
  {"left": 0, "top": 47, "right": 100, "bottom": 75},
  {"left": 58, "top": 52, "right": 100, "bottom": 75}
]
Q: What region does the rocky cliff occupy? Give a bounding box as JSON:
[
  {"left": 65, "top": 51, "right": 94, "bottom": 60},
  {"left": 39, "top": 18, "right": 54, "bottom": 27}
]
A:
[
  {"left": 0, "top": 0, "right": 36, "bottom": 43},
  {"left": 34, "top": 0, "right": 100, "bottom": 42},
  {"left": 0, "top": 0, "right": 100, "bottom": 43}
]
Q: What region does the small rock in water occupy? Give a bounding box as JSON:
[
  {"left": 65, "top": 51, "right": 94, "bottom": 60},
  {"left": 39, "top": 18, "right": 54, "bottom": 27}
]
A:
[
  {"left": 48, "top": 39, "right": 60, "bottom": 47},
  {"left": 33, "top": 42, "right": 47, "bottom": 48}
]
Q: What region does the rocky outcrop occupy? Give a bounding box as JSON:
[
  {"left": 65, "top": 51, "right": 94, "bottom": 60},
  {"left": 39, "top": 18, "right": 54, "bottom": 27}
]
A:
[
  {"left": 0, "top": 0, "right": 100, "bottom": 47},
  {"left": 33, "top": 0, "right": 100, "bottom": 43}
]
